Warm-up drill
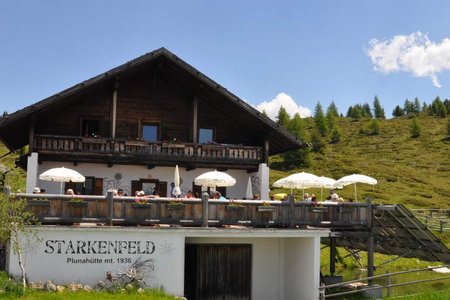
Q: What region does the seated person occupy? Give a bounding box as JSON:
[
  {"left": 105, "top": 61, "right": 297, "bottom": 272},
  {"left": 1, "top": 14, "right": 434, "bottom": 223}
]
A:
[
  {"left": 185, "top": 190, "right": 193, "bottom": 198},
  {"left": 303, "top": 193, "right": 311, "bottom": 202},
  {"left": 33, "top": 187, "right": 41, "bottom": 194},
  {"left": 66, "top": 189, "right": 75, "bottom": 195},
  {"left": 213, "top": 191, "right": 226, "bottom": 200},
  {"left": 311, "top": 194, "right": 317, "bottom": 202}
]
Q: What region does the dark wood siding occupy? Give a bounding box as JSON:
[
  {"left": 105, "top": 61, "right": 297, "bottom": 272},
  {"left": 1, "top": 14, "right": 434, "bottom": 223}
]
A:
[{"left": 185, "top": 244, "right": 252, "bottom": 300}]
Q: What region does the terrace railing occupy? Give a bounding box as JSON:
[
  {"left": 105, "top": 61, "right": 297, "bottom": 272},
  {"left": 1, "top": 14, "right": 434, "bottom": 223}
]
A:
[
  {"left": 33, "top": 134, "right": 263, "bottom": 164},
  {"left": 13, "top": 192, "right": 370, "bottom": 229}
]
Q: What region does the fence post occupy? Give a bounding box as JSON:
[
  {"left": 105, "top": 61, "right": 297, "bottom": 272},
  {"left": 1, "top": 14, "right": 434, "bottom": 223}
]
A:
[
  {"left": 288, "top": 194, "right": 295, "bottom": 228},
  {"left": 107, "top": 191, "right": 114, "bottom": 226},
  {"left": 202, "top": 192, "right": 209, "bottom": 227},
  {"left": 386, "top": 270, "right": 391, "bottom": 298},
  {"left": 366, "top": 197, "right": 375, "bottom": 286}
]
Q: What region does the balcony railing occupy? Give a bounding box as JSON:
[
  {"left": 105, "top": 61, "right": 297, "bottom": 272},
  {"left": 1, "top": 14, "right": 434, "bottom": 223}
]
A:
[
  {"left": 15, "top": 193, "right": 370, "bottom": 229},
  {"left": 33, "top": 134, "right": 263, "bottom": 165}
]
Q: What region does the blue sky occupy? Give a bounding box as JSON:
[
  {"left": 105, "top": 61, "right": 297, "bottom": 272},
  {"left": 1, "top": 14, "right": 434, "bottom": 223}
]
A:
[{"left": 1, "top": 0, "right": 450, "bottom": 119}]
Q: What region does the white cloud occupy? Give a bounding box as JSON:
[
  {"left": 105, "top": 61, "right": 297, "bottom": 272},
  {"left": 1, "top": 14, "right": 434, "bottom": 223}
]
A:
[
  {"left": 255, "top": 92, "right": 311, "bottom": 120},
  {"left": 367, "top": 32, "right": 450, "bottom": 88}
]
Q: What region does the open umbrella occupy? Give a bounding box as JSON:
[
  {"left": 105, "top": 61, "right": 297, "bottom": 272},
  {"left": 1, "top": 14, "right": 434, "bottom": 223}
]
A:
[
  {"left": 273, "top": 172, "right": 319, "bottom": 198},
  {"left": 335, "top": 174, "right": 377, "bottom": 201},
  {"left": 173, "top": 165, "right": 182, "bottom": 198},
  {"left": 245, "top": 177, "right": 253, "bottom": 199},
  {"left": 315, "top": 176, "right": 342, "bottom": 201},
  {"left": 39, "top": 167, "right": 85, "bottom": 194},
  {"left": 194, "top": 170, "right": 236, "bottom": 188}
]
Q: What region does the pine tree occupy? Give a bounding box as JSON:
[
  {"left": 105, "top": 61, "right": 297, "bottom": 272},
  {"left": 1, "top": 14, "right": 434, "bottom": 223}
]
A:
[
  {"left": 431, "top": 96, "right": 447, "bottom": 117},
  {"left": 362, "top": 103, "right": 373, "bottom": 118},
  {"left": 288, "top": 113, "right": 308, "bottom": 141},
  {"left": 410, "top": 118, "right": 421, "bottom": 138},
  {"left": 310, "top": 129, "right": 325, "bottom": 152},
  {"left": 413, "top": 97, "right": 421, "bottom": 114},
  {"left": 392, "top": 105, "right": 404, "bottom": 117},
  {"left": 327, "top": 101, "right": 339, "bottom": 117},
  {"left": 373, "top": 96, "right": 386, "bottom": 119},
  {"left": 330, "top": 126, "right": 342, "bottom": 143},
  {"left": 1, "top": 111, "right": 7, "bottom": 118},
  {"left": 314, "top": 102, "right": 328, "bottom": 136},
  {"left": 368, "top": 119, "right": 380, "bottom": 135},
  {"left": 404, "top": 99, "right": 414, "bottom": 115},
  {"left": 262, "top": 110, "right": 269, "bottom": 118},
  {"left": 421, "top": 102, "right": 429, "bottom": 116},
  {"left": 276, "top": 106, "right": 291, "bottom": 127},
  {"left": 326, "top": 108, "right": 336, "bottom": 131}
]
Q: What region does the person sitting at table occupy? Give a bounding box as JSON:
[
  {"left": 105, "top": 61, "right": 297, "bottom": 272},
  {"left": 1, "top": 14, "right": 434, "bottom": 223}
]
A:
[
  {"left": 213, "top": 191, "right": 226, "bottom": 200},
  {"left": 33, "top": 187, "right": 41, "bottom": 194},
  {"left": 66, "top": 189, "right": 74, "bottom": 195},
  {"left": 311, "top": 194, "right": 317, "bottom": 202},
  {"left": 185, "top": 190, "right": 193, "bottom": 198},
  {"left": 303, "top": 193, "right": 311, "bottom": 202}
]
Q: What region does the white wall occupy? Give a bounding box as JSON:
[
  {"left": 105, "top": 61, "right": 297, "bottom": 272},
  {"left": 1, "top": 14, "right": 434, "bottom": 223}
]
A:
[
  {"left": 186, "top": 236, "right": 322, "bottom": 300},
  {"left": 9, "top": 227, "right": 327, "bottom": 299},
  {"left": 283, "top": 237, "right": 321, "bottom": 300},
  {"left": 35, "top": 162, "right": 254, "bottom": 199},
  {"left": 25, "top": 153, "right": 38, "bottom": 193},
  {"left": 8, "top": 227, "right": 185, "bottom": 295}
]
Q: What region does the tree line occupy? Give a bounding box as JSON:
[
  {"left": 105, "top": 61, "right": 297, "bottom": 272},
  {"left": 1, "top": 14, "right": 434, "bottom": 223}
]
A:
[{"left": 267, "top": 95, "right": 450, "bottom": 169}]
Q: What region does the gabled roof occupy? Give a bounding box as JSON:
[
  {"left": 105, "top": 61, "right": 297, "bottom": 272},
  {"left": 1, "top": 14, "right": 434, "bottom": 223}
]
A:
[{"left": 0, "top": 47, "right": 304, "bottom": 154}]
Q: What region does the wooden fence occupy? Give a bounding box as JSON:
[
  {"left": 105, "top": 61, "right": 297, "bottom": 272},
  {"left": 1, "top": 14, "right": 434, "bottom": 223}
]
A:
[{"left": 14, "top": 192, "right": 370, "bottom": 229}]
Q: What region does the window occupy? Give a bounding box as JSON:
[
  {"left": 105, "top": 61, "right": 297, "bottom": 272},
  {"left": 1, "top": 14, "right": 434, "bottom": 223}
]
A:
[
  {"left": 199, "top": 128, "right": 214, "bottom": 143},
  {"left": 142, "top": 124, "right": 159, "bottom": 142},
  {"left": 82, "top": 119, "right": 100, "bottom": 137}
]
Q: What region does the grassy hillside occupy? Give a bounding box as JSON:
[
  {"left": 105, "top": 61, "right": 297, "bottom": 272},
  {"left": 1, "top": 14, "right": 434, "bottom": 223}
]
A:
[
  {"left": 0, "top": 143, "right": 26, "bottom": 192},
  {"left": 270, "top": 116, "right": 450, "bottom": 208}
]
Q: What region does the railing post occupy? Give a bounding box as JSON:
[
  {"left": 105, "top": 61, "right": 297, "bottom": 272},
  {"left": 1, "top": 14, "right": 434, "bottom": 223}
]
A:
[
  {"left": 289, "top": 194, "right": 295, "bottom": 228},
  {"left": 366, "top": 197, "right": 375, "bottom": 286},
  {"left": 386, "top": 270, "right": 391, "bottom": 298},
  {"left": 330, "top": 237, "right": 336, "bottom": 276},
  {"left": 202, "top": 192, "right": 209, "bottom": 227},
  {"left": 107, "top": 191, "right": 114, "bottom": 226},
  {"left": 440, "top": 220, "right": 444, "bottom": 233}
]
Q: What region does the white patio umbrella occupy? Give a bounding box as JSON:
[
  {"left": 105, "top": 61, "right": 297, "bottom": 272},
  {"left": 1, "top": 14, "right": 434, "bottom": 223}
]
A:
[
  {"left": 245, "top": 177, "right": 253, "bottom": 199},
  {"left": 272, "top": 172, "right": 320, "bottom": 198},
  {"left": 173, "top": 165, "right": 182, "bottom": 198},
  {"left": 39, "top": 167, "right": 85, "bottom": 194},
  {"left": 315, "top": 176, "right": 342, "bottom": 201},
  {"left": 335, "top": 174, "right": 377, "bottom": 201},
  {"left": 194, "top": 170, "right": 236, "bottom": 188}
]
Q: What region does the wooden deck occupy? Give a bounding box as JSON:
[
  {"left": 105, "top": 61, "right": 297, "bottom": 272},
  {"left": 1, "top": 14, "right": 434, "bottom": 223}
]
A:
[
  {"left": 16, "top": 193, "right": 370, "bottom": 229},
  {"left": 30, "top": 134, "right": 263, "bottom": 169}
]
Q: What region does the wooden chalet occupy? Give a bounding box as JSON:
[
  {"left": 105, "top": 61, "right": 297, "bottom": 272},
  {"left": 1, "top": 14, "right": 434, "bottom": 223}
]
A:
[{"left": 0, "top": 47, "right": 303, "bottom": 198}]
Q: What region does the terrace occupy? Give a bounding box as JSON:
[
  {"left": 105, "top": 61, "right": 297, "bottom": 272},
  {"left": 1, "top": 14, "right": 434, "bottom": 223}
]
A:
[{"left": 15, "top": 192, "right": 370, "bottom": 229}]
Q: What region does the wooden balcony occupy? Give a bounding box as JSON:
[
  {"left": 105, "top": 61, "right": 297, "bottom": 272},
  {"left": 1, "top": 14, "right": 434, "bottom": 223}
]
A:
[
  {"left": 31, "top": 134, "right": 264, "bottom": 169},
  {"left": 17, "top": 193, "right": 370, "bottom": 229}
]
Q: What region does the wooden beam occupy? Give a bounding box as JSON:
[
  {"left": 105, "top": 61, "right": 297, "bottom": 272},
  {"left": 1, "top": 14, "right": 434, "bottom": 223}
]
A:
[
  {"left": 264, "top": 137, "right": 270, "bottom": 164},
  {"left": 111, "top": 78, "right": 119, "bottom": 138},
  {"left": 192, "top": 96, "right": 198, "bottom": 143},
  {"left": 28, "top": 115, "right": 36, "bottom": 152}
]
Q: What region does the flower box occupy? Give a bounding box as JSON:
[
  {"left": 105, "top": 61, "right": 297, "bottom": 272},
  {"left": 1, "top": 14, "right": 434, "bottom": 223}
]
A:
[
  {"left": 68, "top": 201, "right": 87, "bottom": 207},
  {"left": 310, "top": 207, "right": 329, "bottom": 213},
  {"left": 167, "top": 203, "right": 186, "bottom": 211},
  {"left": 225, "top": 205, "right": 245, "bottom": 212},
  {"left": 257, "top": 206, "right": 276, "bottom": 212},
  {"left": 132, "top": 203, "right": 153, "bottom": 208},
  {"left": 29, "top": 200, "right": 51, "bottom": 207}
]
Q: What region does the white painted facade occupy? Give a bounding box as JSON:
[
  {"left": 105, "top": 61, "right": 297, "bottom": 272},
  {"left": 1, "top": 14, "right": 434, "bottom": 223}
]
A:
[
  {"left": 8, "top": 226, "right": 328, "bottom": 300},
  {"left": 26, "top": 152, "right": 269, "bottom": 199}
]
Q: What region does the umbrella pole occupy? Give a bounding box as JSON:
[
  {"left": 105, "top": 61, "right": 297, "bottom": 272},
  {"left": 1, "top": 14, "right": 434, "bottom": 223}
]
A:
[
  {"left": 321, "top": 186, "right": 323, "bottom": 201},
  {"left": 354, "top": 182, "right": 357, "bottom": 201},
  {"left": 60, "top": 182, "right": 63, "bottom": 194}
]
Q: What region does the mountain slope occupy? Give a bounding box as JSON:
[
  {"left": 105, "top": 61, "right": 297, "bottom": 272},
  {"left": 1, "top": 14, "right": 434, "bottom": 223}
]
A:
[{"left": 270, "top": 116, "right": 450, "bottom": 208}]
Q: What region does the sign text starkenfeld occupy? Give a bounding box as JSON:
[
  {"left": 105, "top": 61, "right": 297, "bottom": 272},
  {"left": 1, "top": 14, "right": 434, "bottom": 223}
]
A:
[{"left": 44, "top": 239, "right": 156, "bottom": 255}]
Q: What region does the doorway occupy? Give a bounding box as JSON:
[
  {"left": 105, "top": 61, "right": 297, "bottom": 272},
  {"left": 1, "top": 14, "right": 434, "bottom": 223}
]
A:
[{"left": 185, "top": 244, "right": 252, "bottom": 300}]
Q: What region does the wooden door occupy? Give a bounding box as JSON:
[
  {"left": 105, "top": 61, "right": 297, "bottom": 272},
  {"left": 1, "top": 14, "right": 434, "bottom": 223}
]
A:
[{"left": 185, "top": 244, "right": 252, "bottom": 300}]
